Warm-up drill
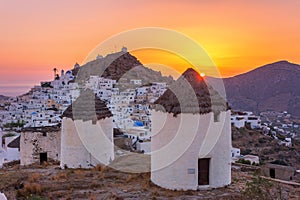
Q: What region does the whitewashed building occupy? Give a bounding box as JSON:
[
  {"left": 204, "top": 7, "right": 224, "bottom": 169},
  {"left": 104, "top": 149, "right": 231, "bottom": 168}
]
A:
[
  {"left": 243, "top": 155, "right": 259, "bottom": 165},
  {"left": 151, "top": 68, "right": 231, "bottom": 190},
  {"left": 231, "top": 116, "right": 245, "bottom": 128},
  {"left": 60, "top": 90, "right": 114, "bottom": 169},
  {"left": 231, "top": 111, "right": 261, "bottom": 129},
  {"left": 246, "top": 116, "right": 261, "bottom": 129},
  {"left": 279, "top": 138, "right": 292, "bottom": 147},
  {"left": 136, "top": 140, "right": 151, "bottom": 153},
  {"left": 130, "top": 79, "right": 142, "bottom": 85},
  {"left": 1, "top": 134, "right": 21, "bottom": 165},
  {"left": 231, "top": 147, "right": 241, "bottom": 158}
]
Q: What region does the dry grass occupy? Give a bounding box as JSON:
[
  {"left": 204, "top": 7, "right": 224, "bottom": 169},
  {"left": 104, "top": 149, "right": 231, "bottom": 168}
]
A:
[
  {"left": 93, "top": 164, "right": 103, "bottom": 172},
  {"left": 109, "top": 192, "right": 123, "bottom": 200},
  {"left": 142, "top": 178, "right": 150, "bottom": 191},
  {"left": 65, "top": 192, "right": 72, "bottom": 200},
  {"left": 0, "top": 173, "right": 21, "bottom": 189},
  {"left": 90, "top": 180, "right": 102, "bottom": 189},
  {"left": 93, "top": 164, "right": 107, "bottom": 173},
  {"left": 3, "top": 162, "right": 299, "bottom": 200},
  {"left": 74, "top": 169, "right": 84, "bottom": 174},
  {"left": 93, "top": 164, "right": 107, "bottom": 180},
  {"left": 152, "top": 187, "right": 159, "bottom": 196},
  {"left": 17, "top": 182, "right": 43, "bottom": 197},
  {"left": 125, "top": 174, "right": 132, "bottom": 182},
  {"left": 90, "top": 193, "right": 97, "bottom": 200},
  {"left": 51, "top": 171, "right": 68, "bottom": 181},
  {"left": 53, "top": 191, "right": 64, "bottom": 198},
  {"left": 28, "top": 173, "right": 41, "bottom": 182}
]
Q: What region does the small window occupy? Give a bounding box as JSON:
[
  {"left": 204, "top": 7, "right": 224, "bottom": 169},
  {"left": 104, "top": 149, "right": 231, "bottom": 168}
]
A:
[
  {"left": 187, "top": 168, "right": 195, "bottom": 174},
  {"left": 43, "top": 132, "right": 47, "bottom": 137},
  {"left": 214, "top": 112, "right": 220, "bottom": 122}
]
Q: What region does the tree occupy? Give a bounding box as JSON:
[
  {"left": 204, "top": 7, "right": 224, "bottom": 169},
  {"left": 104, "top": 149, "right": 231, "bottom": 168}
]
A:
[{"left": 53, "top": 68, "right": 57, "bottom": 79}]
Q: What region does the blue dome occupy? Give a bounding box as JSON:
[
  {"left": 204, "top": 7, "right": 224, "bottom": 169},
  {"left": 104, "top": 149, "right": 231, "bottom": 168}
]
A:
[
  {"left": 133, "top": 121, "right": 143, "bottom": 127},
  {"left": 66, "top": 70, "right": 72, "bottom": 74},
  {"left": 31, "top": 112, "right": 37, "bottom": 115}
]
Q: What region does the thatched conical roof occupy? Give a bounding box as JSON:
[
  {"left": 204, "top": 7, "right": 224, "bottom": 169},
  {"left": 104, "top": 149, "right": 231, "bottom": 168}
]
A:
[
  {"left": 62, "top": 89, "right": 112, "bottom": 121},
  {"left": 153, "top": 68, "right": 229, "bottom": 116}
]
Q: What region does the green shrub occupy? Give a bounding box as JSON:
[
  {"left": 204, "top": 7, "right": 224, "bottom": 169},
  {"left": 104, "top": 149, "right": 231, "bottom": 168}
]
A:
[
  {"left": 241, "top": 149, "right": 252, "bottom": 155},
  {"left": 258, "top": 138, "right": 266, "bottom": 143},
  {"left": 3, "top": 121, "right": 26, "bottom": 128},
  {"left": 242, "top": 173, "right": 284, "bottom": 199},
  {"left": 237, "top": 159, "right": 251, "bottom": 165}
]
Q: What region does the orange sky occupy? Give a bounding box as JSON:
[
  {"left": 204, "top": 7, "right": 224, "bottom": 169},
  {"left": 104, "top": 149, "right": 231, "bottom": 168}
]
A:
[{"left": 1, "top": 0, "right": 300, "bottom": 96}]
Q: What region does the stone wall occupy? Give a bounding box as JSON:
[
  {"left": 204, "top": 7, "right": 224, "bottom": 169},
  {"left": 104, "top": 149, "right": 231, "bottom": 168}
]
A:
[
  {"left": 20, "top": 131, "right": 61, "bottom": 165},
  {"left": 262, "top": 164, "right": 295, "bottom": 181}
]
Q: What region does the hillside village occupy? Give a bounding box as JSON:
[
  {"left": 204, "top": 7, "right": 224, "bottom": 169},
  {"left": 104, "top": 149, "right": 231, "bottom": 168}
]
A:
[
  {"left": 0, "top": 49, "right": 300, "bottom": 199},
  {"left": 0, "top": 49, "right": 171, "bottom": 166}
]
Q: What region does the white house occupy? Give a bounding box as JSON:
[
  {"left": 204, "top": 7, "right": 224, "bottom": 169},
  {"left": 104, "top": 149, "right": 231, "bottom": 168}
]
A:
[
  {"left": 1, "top": 135, "right": 21, "bottom": 165},
  {"left": 231, "top": 111, "right": 261, "bottom": 129},
  {"left": 136, "top": 140, "right": 151, "bottom": 154},
  {"left": 246, "top": 116, "right": 261, "bottom": 129},
  {"left": 130, "top": 79, "right": 142, "bottom": 85},
  {"left": 279, "top": 138, "right": 292, "bottom": 147},
  {"left": 231, "top": 116, "right": 245, "bottom": 128},
  {"left": 243, "top": 155, "right": 259, "bottom": 165},
  {"left": 231, "top": 147, "right": 240, "bottom": 158},
  {"left": 151, "top": 68, "right": 231, "bottom": 190}
]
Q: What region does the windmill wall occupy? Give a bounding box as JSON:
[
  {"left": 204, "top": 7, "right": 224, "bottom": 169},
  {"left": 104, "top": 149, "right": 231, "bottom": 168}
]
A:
[
  {"left": 60, "top": 117, "right": 114, "bottom": 169},
  {"left": 151, "top": 110, "right": 231, "bottom": 190}
]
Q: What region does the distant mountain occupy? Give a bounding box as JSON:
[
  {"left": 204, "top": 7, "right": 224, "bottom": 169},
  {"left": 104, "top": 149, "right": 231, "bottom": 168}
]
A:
[
  {"left": 0, "top": 95, "right": 9, "bottom": 100},
  {"left": 207, "top": 61, "right": 300, "bottom": 117}
]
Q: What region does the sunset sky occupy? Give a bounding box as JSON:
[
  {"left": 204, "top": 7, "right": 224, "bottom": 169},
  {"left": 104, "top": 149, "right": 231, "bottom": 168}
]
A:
[{"left": 1, "top": 0, "right": 300, "bottom": 96}]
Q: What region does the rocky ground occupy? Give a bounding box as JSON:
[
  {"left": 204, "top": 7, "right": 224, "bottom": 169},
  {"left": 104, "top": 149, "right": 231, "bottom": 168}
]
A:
[
  {"left": 1, "top": 127, "right": 300, "bottom": 200},
  {"left": 0, "top": 162, "right": 300, "bottom": 200}
]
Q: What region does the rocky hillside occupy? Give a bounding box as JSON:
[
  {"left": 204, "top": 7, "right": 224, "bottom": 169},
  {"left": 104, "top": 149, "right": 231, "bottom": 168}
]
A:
[
  {"left": 75, "top": 51, "right": 174, "bottom": 85},
  {"left": 207, "top": 61, "right": 300, "bottom": 117},
  {"left": 232, "top": 126, "right": 300, "bottom": 169}
]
